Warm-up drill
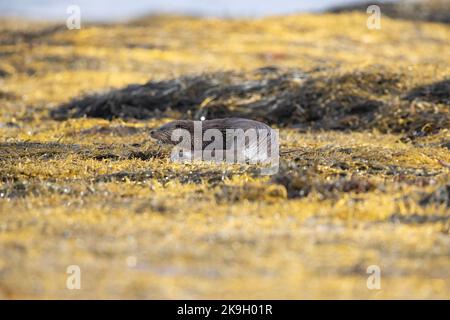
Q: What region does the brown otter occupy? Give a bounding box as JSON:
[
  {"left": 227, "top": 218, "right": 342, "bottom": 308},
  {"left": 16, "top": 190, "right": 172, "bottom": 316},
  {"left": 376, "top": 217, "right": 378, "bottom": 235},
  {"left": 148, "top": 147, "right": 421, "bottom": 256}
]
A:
[{"left": 150, "top": 118, "right": 276, "bottom": 162}]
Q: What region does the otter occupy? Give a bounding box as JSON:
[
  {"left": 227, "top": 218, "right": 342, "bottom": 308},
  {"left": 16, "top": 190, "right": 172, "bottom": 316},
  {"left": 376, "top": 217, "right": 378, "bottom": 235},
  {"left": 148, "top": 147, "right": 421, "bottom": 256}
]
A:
[{"left": 150, "top": 118, "right": 276, "bottom": 162}]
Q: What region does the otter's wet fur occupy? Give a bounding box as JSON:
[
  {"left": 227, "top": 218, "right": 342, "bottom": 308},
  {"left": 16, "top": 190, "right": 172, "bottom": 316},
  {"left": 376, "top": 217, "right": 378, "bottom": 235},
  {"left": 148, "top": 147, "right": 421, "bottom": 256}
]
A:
[{"left": 150, "top": 118, "right": 275, "bottom": 161}]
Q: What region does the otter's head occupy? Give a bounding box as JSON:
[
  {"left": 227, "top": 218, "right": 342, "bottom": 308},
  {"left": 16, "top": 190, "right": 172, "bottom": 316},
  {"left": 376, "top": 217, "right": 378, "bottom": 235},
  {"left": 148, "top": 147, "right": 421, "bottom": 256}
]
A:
[{"left": 150, "top": 120, "right": 194, "bottom": 145}]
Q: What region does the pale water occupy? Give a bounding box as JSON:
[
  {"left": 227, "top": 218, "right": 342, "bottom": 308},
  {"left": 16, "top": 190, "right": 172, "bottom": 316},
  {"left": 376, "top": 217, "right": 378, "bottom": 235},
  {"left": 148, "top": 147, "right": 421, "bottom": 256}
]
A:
[{"left": 0, "top": 0, "right": 376, "bottom": 21}]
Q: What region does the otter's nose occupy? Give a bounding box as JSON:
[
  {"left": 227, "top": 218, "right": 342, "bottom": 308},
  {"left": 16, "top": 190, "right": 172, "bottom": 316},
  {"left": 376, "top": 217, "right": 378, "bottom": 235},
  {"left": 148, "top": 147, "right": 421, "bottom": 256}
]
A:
[{"left": 150, "top": 130, "right": 158, "bottom": 138}]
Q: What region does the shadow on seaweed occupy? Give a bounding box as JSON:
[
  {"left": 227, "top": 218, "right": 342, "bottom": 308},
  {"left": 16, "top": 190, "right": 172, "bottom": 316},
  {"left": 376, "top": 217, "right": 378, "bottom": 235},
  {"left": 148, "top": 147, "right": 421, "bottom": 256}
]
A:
[
  {"left": 51, "top": 66, "right": 450, "bottom": 137},
  {"left": 404, "top": 79, "right": 450, "bottom": 105},
  {"left": 0, "top": 141, "right": 164, "bottom": 164}
]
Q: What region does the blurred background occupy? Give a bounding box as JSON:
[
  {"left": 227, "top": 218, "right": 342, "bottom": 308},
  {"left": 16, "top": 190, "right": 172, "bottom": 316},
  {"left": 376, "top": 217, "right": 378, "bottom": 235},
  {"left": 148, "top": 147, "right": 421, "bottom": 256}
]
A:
[
  {"left": 0, "top": 0, "right": 449, "bottom": 300},
  {"left": 0, "top": 0, "right": 388, "bottom": 21}
]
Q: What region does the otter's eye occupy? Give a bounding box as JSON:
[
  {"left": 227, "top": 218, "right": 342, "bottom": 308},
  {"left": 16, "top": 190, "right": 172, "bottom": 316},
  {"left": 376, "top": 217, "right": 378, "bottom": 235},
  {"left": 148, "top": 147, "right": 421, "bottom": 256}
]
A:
[{"left": 175, "top": 124, "right": 183, "bottom": 129}]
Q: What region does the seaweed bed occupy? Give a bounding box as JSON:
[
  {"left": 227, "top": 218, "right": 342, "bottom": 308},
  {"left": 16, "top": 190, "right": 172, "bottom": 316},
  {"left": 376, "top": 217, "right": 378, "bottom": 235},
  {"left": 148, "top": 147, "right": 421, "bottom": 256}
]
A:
[
  {"left": 51, "top": 67, "right": 449, "bottom": 137},
  {"left": 0, "top": 10, "right": 449, "bottom": 299}
]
